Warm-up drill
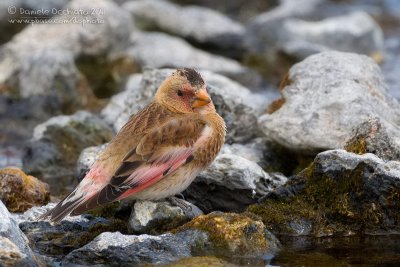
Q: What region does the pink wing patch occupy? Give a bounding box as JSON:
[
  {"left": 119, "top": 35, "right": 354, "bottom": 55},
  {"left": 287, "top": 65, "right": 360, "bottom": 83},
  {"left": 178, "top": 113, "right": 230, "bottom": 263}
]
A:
[{"left": 117, "top": 147, "right": 193, "bottom": 200}]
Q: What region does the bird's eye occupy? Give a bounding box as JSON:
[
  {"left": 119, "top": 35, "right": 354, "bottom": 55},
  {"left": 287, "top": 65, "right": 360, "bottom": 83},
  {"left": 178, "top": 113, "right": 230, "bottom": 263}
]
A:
[{"left": 177, "top": 90, "right": 183, "bottom": 97}]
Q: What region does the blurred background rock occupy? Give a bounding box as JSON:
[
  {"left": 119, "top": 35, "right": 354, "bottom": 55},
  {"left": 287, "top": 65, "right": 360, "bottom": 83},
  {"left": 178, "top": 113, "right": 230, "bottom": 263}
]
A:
[{"left": 0, "top": 0, "right": 400, "bottom": 266}]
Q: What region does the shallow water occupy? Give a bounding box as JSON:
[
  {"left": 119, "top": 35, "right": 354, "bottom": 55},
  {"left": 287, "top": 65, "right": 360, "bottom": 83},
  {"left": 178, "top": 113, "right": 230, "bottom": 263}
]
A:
[{"left": 269, "top": 235, "right": 400, "bottom": 267}]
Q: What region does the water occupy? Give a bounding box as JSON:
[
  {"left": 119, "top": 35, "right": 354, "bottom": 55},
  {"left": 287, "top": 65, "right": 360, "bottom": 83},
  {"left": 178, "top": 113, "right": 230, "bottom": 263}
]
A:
[{"left": 270, "top": 235, "right": 400, "bottom": 267}]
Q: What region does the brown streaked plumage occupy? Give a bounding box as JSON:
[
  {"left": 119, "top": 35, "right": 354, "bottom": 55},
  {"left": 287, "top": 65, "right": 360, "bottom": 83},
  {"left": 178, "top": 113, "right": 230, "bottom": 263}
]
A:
[{"left": 42, "top": 68, "right": 226, "bottom": 222}]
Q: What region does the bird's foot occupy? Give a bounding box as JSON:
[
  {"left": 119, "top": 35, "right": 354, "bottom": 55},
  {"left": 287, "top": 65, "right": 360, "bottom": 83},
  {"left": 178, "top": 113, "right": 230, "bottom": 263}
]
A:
[{"left": 167, "top": 196, "right": 192, "bottom": 212}]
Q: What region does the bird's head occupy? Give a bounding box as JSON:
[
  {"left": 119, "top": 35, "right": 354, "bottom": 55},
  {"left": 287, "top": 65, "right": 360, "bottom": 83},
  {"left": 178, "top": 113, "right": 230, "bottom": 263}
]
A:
[{"left": 155, "top": 68, "right": 215, "bottom": 114}]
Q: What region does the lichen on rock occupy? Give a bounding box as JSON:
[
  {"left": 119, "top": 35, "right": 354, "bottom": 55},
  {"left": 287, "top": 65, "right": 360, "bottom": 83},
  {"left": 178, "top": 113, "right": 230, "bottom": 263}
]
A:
[
  {"left": 0, "top": 168, "right": 50, "bottom": 212},
  {"left": 174, "top": 212, "right": 280, "bottom": 257}
]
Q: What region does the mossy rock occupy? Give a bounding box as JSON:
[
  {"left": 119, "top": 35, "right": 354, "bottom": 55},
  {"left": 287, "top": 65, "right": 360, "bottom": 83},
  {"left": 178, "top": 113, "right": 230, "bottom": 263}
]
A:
[
  {"left": 174, "top": 212, "right": 279, "bottom": 257},
  {"left": 20, "top": 217, "right": 129, "bottom": 258},
  {"left": 248, "top": 150, "right": 400, "bottom": 236},
  {"left": 0, "top": 168, "right": 50, "bottom": 212}
]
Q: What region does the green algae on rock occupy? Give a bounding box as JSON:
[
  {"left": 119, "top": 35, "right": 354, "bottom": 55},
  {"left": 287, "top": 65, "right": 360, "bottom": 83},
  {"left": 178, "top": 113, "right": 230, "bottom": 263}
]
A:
[
  {"left": 174, "top": 212, "right": 280, "bottom": 257},
  {"left": 0, "top": 168, "right": 50, "bottom": 212},
  {"left": 248, "top": 149, "right": 400, "bottom": 236}
]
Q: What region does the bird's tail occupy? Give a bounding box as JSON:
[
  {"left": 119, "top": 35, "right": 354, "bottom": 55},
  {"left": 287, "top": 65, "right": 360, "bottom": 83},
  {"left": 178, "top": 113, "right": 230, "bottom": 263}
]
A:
[
  {"left": 39, "top": 177, "right": 102, "bottom": 223},
  {"left": 39, "top": 188, "right": 85, "bottom": 223}
]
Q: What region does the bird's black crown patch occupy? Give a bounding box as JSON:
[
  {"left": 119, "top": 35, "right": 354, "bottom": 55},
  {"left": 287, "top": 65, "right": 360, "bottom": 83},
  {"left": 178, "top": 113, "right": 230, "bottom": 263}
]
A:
[{"left": 176, "top": 68, "right": 204, "bottom": 87}]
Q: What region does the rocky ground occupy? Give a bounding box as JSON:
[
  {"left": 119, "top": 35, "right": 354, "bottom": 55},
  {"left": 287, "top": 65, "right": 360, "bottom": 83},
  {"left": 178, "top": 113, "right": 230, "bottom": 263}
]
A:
[{"left": 0, "top": 0, "right": 400, "bottom": 266}]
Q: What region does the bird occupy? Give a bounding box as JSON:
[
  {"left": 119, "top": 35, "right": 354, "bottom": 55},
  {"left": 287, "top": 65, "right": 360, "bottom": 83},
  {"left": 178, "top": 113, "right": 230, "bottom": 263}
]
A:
[{"left": 41, "top": 68, "right": 226, "bottom": 222}]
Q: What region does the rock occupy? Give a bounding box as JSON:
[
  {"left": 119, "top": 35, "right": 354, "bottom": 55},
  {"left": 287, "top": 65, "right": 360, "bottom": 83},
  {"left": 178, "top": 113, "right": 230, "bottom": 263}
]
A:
[
  {"left": 279, "top": 12, "right": 384, "bottom": 59},
  {"left": 245, "top": 0, "right": 323, "bottom": 54},
  {"left": 0, "top": 95, "right": 70, "bottom": 159},
  {"left": 123, "top": 0, "right": 245, "bottom": 56},
  {"left": 23, "top": 111, "right": 114, "bottom": 194},
  {"left": 344, "top": 117, "right": 400, "bottom": 161},
  {"left": 248, "top": 149, "right": 400, "bottom": 236},
  {"left": 123, "top": 31, "right": 259, "bottom": 86},
  {"left": 0, "top": 146, "right": 23, "bottom": 169},
  {"left": 220, "top": 138, "right": 270, "bottom": 169},
  {"left": 0, "top": 0, "right": 133, "bottom": 111},
  {"left": 382, "top": 37, "right": 400, "bottom": 101},
  {"left": 129, "top": 199, "right": 203, "bottom": 234},
  {"left": 258, "top": 51, "right": 400, "bottom": 153},
  {"left": 102, "top": 68, "right": 268, "bottom": 143},
  {"left": 0, "top": 167, "right": 50, "bottom": 212},
  {"left": 13, "top": 203, "right": 128, "bottom": 259},
  {"left": 175, "top": 212, "right": 280, "bottom": 257},
  {"left": 0, "top": 200, "right": 38, "bottom": 266},
  {"left": 183, "top": 153, "right": 287, "bottom": 213},
  {"left": 63, "top": 232, "right": 192, "bottom": 266}
]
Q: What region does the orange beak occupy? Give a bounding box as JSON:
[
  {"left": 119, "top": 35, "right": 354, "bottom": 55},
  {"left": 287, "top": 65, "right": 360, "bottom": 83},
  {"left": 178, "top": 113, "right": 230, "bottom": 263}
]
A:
[{"left": 192, "top": 89, "right": 211, "bottom": 108}]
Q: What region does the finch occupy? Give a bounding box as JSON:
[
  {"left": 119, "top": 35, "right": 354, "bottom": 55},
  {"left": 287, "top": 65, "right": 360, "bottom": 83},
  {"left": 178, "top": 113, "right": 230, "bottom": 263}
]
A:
[{"left": 42, "top": 68, "right": 226, "bottom": 222}]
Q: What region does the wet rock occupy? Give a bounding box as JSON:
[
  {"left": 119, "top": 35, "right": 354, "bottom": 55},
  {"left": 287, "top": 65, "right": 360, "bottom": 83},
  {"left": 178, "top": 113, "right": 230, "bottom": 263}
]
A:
[
  {"left": 63, "top": 232, "right": 192, "bottom": 266},
  {"left": 123, "top": 0, "right": 245, "bottom": 56},
  {"left": 23, "top": 111, "right": 114, "bottom": 194},
  {"left": 102, "top": 68, "right": 268, "bottom": 143},
  {"left": 0, "top": 167, "right": 50, "bottom": 212},
  {"left": 0, "top": 0, "right": 133, "bottom": 112},
  {"left": 279, "top": 12, "right": 384, "bottom": 59},
  {"left": 249, "top": 149, "right": 400, "bottom": 236},
  {"left": 124, "top": 31, "right": 258, "bottom": 86},
  {"left": 14, "top": 203, "right": 128, "bottom": 259},
  {"left": 183, "top": 153, "right": 287, "bottom": 213},
  {"left": 345, "top": 117, "right": 400, "bottom": 161},
  {"left": 129, "top": 199, "right": 203, "bottom": 234},
  {"left": 258, "top": 51, "right": 400, "bottom": 153},
  {"left": 175, "top": 212, "right": 280, "bottom": 257},
  {"left": 0, "top": 200, "right": 38, "bottom": 266}
]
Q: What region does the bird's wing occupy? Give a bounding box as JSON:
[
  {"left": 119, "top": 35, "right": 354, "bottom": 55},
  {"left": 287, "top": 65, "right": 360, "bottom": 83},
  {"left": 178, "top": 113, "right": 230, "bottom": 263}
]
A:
[{"left": 48, "top": 116, "right": 205, "bottom": 220}]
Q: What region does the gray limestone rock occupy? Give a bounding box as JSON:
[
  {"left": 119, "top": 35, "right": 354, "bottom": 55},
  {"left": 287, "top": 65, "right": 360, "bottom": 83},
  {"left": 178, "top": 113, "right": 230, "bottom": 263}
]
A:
[
  {"left": 183, "top": 153, "right": 287, "bottom": 213},
  {"left": 62, "top": 232, "right": 192, "bottom": 266},
  {"left": 128, "top": 199, "right": 203, "bottom": 234},
  {"left": 258, "top": 51, "right": 400, "bottom": 153},
  {"left": 13, "top": 203, "right": 128, "bottom": 260},
  {"left": 123, "top": 0, "right": 245, "bottom": 53},
  {"left": 0, "top": 0, "right": 133, "bottom": 110},
  {"left": 280, "top": 12, "right": 384, "bottom": 59},
  {"left": 23, "top": 111, "right": 114, "bottom": 193},
  {"left": 0, "top": 201, "right": 38, "bottom": 267},
  {"left": 124, "top": 31, "right": 257, "bottom": 85}
]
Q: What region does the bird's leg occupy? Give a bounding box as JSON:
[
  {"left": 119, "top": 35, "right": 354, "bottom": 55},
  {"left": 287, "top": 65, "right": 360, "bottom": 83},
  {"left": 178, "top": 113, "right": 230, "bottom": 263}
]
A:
[
  {"left": 175, "top": 193, "right": 185, "bottom": 200},
  {"left": 167, "top": 196, "right": 192, "bottom": 212}
]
